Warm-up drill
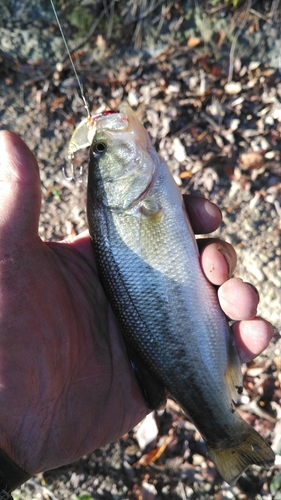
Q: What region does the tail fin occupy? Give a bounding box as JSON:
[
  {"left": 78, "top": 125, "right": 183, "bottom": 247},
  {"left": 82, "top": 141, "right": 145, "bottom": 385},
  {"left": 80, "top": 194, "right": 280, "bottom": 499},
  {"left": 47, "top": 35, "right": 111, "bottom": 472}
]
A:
[{"left": 206, "top": 424, "right": 275, "bottom": 486}]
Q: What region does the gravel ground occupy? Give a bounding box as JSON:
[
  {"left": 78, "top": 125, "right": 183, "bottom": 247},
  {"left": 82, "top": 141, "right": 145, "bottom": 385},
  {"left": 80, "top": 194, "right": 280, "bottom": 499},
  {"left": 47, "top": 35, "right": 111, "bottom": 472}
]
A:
[{"left": 0, "top": 1, "right": 281, "bottom": 499}]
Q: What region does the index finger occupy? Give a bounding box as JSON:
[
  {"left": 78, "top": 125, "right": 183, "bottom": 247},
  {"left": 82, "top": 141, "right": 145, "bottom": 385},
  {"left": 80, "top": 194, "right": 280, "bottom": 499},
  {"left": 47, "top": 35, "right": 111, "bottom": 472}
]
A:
[{"left": 183, "top": 195, "right": 222, "bottom": 234}]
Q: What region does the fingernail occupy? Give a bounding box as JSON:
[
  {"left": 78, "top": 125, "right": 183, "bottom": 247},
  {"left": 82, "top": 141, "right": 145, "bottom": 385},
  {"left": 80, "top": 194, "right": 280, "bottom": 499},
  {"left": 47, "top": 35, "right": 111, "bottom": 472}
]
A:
[
  {"left": 0, "top": 131, "right": 21, "bottom": 181},
  {"left": 217, "top": 245, "right": 235, "bottom": 277},
  {"left": 206, "top": 201, "right": 222, "bottom": 219},
  {"left": 0, "top": 131, "right": 38, "bottom": 183}
]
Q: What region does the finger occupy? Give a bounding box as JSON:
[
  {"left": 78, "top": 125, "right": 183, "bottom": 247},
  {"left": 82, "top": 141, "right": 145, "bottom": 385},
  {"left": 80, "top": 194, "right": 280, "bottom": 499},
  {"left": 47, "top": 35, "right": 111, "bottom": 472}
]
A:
[
  {"left": 0, "top": 131, "right": 41, "bottom": 252},
  {"left": 198, "top": 238, "right": 237, "bottom": 285},
  {"left": 218, "top": 277, "right": 259, "bottom": 320},
  {"left": 60, "top": 230, "right": 95, "bottom": 264},
  {"left": 183, "top": 195, "right": 222, "bottom": 234},
  {"left": 232, "top": 317, "right": 274, "bottom": 363}
]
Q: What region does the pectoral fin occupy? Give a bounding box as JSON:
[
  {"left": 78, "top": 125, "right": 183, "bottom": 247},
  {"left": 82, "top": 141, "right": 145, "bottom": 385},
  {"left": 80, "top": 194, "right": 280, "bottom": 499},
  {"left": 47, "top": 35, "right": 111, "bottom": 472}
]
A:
[{"left": 140, "top": 196, "right": 163, "bottom": 219}]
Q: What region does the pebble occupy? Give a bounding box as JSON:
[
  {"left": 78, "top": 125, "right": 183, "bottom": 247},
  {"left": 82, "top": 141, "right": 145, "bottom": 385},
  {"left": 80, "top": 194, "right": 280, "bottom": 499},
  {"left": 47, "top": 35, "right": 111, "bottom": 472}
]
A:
[
  {"left": 141, "top": 482, "right": 157, "bottom": 499},
  {"left": 173, "top": 137, "right": 187, "bottom": 162},
  {"left": 128, "top": 88, "right": 139, "bottom": 107},
  {"left": 224, "top": 81, "right": 242, "bottom": 94},
  {"left": 264, "top": 269, "right": 281, "bottom": 288},
  {"left": 239, "top": 254, "right": 266, "bottom": 283}
]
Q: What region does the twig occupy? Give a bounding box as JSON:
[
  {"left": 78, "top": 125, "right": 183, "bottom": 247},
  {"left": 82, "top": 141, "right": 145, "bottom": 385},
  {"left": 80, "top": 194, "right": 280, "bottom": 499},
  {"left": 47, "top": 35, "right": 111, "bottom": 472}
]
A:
[
  {"left": 274, "top": 199, "right": 281, "bottom": 219},
  {"left": 102, "top": 0, "right": 116, "bottom": 38},
  {"left": 228, "top": 0, "right": 252, "bottom": 82},
  {"left": 270, "top": 0, "right": 281, "bottom": 22},
  {"left": 239, "top": 399, "right": 277, "bottom": 423},
  {"left": 206, "top": 1, "right": 232, "bottom": 15},
  {"left": 249, "top": 8, "right": 270, "bottom": 22}
]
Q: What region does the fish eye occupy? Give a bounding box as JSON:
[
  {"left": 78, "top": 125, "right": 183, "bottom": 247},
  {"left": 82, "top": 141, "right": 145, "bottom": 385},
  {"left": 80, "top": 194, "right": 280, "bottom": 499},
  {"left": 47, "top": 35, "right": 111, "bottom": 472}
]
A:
[{"left": 92, "top": 141, "right": 107, "bottom": 156}]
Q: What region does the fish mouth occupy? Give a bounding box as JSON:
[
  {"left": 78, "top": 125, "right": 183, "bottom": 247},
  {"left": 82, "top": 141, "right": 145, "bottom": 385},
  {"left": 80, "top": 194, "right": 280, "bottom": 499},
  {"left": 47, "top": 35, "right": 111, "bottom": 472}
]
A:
[
  {"left": 68, "top": 104, "right": 150, "bottom": 158},
  {"left": 92, "top": 109, "right": 126, "bottom": 129},
  {"left": 93, "top": 110, "right": 128, "bottom": 131},
  {"left": 92, "top": 110, "right": 117, "bottom": 118},
  {"left": 94, "top": 105, "right": 150, "bottom": 150},
  {"left": 68, "top": 110, "right": 123, "bottom": 156}
]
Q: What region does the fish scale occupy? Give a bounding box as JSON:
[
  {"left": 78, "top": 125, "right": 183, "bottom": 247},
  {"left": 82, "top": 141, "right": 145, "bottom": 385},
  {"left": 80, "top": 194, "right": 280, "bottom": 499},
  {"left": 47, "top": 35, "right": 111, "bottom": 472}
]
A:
[{"left": 86, "top": 104, "right": 275, "bottom": 486}]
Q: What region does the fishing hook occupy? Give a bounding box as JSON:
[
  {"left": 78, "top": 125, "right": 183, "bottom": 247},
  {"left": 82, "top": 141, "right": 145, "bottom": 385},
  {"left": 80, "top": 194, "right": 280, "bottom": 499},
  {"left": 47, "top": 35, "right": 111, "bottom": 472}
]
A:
[{"left": 62, "top": 163, "right": 84, "bottom": 183}]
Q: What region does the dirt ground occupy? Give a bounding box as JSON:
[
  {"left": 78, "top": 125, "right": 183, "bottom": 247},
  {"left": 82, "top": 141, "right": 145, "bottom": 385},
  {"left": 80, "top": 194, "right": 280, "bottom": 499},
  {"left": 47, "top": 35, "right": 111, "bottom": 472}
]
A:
[{"left": 0, "top": 1, "right": 281, "bottom": 499}]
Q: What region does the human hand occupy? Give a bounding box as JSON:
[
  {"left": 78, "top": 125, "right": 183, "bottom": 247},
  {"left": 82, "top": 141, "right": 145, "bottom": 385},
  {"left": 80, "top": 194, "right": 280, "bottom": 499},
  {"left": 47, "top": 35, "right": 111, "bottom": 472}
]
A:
[
  {"left": 0, "top": 131, "right": 273, "bottom": 477},
  {"left": 184, "top": 196, "right": 273, "bottom": 363}
]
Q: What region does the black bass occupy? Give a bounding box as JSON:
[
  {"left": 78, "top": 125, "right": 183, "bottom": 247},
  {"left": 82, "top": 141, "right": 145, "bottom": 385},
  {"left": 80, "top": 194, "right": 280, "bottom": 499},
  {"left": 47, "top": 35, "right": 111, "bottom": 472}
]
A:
[{"left": 86, "top": 104, "right": 274, "bottom": 485}]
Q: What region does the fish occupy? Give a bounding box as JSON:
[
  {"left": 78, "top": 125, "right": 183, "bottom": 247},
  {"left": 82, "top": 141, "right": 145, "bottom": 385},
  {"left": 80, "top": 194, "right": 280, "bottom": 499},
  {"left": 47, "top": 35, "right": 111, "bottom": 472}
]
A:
[
  {"left": 86, "top": 103, "right": 275, "bottom": 486},
  {"left": 48, "top": 0, "right": 274, "bottom": 485}
]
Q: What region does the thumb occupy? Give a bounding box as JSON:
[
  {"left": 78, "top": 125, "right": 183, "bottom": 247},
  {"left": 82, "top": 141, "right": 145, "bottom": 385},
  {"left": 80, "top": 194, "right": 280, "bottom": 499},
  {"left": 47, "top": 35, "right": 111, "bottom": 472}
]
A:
[{"left": 0, "top": 131, "right": 41, "bottom": 253}]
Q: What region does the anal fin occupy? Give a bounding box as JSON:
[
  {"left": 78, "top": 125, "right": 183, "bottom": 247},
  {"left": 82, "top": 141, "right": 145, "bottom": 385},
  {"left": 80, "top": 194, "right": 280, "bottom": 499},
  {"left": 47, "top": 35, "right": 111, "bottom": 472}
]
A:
[{"left": 225, "top": 333, "right": 243, "bottom": 403}]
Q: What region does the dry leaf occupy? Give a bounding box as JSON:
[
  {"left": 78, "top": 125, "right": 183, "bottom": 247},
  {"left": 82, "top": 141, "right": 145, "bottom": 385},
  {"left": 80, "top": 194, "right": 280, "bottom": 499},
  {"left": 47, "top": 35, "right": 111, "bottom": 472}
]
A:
[
  {"left": 50, "top": 96, "right": 65, "bottom": 108},
  {"left": 214, "top": 29, "right": 226, "bottom": 48},
  {"left": 246, "top": 366, "right": 266, "bottom": 377},
  {"left": 197, "top": 130, "right": 208, "bottom": 141},
  {"left": 261, "top": 68, "right": 275, "bottom": 77},
  {"left": 248, "top": 20, "right": 259, "bottom": 34},
  {"left": 187, "top": 37, "right": 202, "bottom": 48},
  {"left": 179, "top": 171, "right": 193, "bottom": 179},
  {"left": 134, "top": 412, "right": 158, "bottom": 450},
  {"left": 136, "top": 435, "right": 173, "bottom": 466},
  {"left": 249, "top": 61, "right": 260, "bottom": 71},
  {"left": 239, "top": 151, "right": 264, "bottom": 170},
  {"left": 173, "top": 137, "right": 187, "bottom": 162},
  {"left": 96, "top": 34, "right": 107, "bottom": 50},
  {"left": 65, "top": 220, "right": 77, "bottom": 239}
]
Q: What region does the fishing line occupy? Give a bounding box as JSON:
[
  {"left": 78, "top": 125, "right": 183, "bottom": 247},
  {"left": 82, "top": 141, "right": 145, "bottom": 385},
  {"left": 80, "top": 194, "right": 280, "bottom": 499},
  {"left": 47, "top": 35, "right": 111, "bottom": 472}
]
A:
[{"left": 49, "top": 0, "right": 90, "bottom": 118}]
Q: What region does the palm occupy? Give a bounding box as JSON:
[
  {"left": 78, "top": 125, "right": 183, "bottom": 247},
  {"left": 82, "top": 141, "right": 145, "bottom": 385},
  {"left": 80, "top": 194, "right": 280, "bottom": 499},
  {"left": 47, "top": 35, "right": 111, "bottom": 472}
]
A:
[{"left": 0, "top": 238, "right": 146, "bottom": 474}]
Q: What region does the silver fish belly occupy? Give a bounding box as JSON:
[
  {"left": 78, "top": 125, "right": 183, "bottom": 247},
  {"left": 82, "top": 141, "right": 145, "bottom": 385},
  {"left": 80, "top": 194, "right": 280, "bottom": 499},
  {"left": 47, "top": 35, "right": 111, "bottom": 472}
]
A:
[{"left": 86, "top": 105, "right": 275, "bottom": 485}]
